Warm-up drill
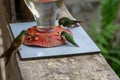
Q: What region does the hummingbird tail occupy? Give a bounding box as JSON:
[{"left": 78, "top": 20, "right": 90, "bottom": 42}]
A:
[
  {"left": 73, "top": 42, "right": 79, "bottom": 47},
  {"left": 0, "top": 50, "right": 9, "bottom": 58}
]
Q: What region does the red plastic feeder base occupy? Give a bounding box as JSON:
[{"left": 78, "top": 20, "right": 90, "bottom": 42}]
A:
[{"left": 23, "top": 26, "right": 72, "bottom": 47}]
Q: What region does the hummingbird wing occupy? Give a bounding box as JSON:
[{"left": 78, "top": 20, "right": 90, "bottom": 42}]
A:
[
  {"left": 72, "top": 20, "right": 82, "bottom": 26},
  {"left": 0, "top": 45, "right": 15, "bottom": 58},
  {"left": 0, "top": 38, "right": 23, "bottom": 66},
  {"left": 72, "top": 20, "right": 82, "bottom": 24},
  {"left": 0, "top": 30, "right": 26, "bottom": 65},
  {"left": 62, "top": 31, "right": 79, "bottom": 47}
]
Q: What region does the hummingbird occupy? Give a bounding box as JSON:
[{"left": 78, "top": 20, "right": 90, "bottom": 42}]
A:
[
  {"left": 0, "top": 30, "right": 27, "bottom": 65},
  {"left": 61, "top": 31, "right": 79, "bottom": 47},
  {"left": 59, "top": 17, "right": 82, "bottom": 28}
]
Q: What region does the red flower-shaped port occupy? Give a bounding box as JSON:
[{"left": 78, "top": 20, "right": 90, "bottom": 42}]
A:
[{"left": 23, "top": 26, "right": 72, "bottom": 47}]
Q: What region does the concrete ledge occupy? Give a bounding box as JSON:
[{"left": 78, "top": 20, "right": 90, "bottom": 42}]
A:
[{"left": 0, "top": 1, "right": 119, "bottom": 80}]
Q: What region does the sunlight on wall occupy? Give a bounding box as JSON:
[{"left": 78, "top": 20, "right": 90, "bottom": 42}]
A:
[{"left": 0, "top": 28, "right": 6, "bottom": 80}]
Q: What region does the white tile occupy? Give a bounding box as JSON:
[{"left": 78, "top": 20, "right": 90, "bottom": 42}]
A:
[{"left": 10, "top": 22, "right": 100, "bottom": 59}]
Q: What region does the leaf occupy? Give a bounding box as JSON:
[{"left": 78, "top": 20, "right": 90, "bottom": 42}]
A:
[
  {"left": 96, "top": 34, "right": 109, "bottom": 47},
  {"left": 87, "top": 22, "right": 100, "bottom": 39},
  {"left": 101, "top": 30, "right": 114, "bottom": 40},
  {"left": 100, "top": 0, "right": 120, "bottom": 28},
  {"left": 105, "top": 56, "right": 120, "bottom": 66},
  {"left": 97, "top": 43, "right": 108, "bottom": 56}
]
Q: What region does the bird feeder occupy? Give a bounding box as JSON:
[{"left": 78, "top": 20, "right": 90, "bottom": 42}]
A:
[{"left": 23, "top": 0, "right": 73, "bottom": 47}]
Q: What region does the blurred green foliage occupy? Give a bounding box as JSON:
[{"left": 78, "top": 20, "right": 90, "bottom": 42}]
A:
[
  {"left": 101, "top": 0, "right": 120, "bottom": 28},
  {"left": 88, "top": 0, "right": 120, "bottom": 77}
]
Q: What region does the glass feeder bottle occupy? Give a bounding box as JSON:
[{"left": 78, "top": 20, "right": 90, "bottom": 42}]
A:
[{"left": 24, "top": 0, "right": 63, "bottom": 32}]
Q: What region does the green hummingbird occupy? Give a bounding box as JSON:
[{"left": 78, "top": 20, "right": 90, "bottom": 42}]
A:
[
  {"left": 61, "top": 31, "right": 79, "bottom": 47},
  {"left": 59, "top": 17, "right": 82, "bottom": 28},
  {"left": 0, "top": 30, "right": 27, "bottom": 65}
]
